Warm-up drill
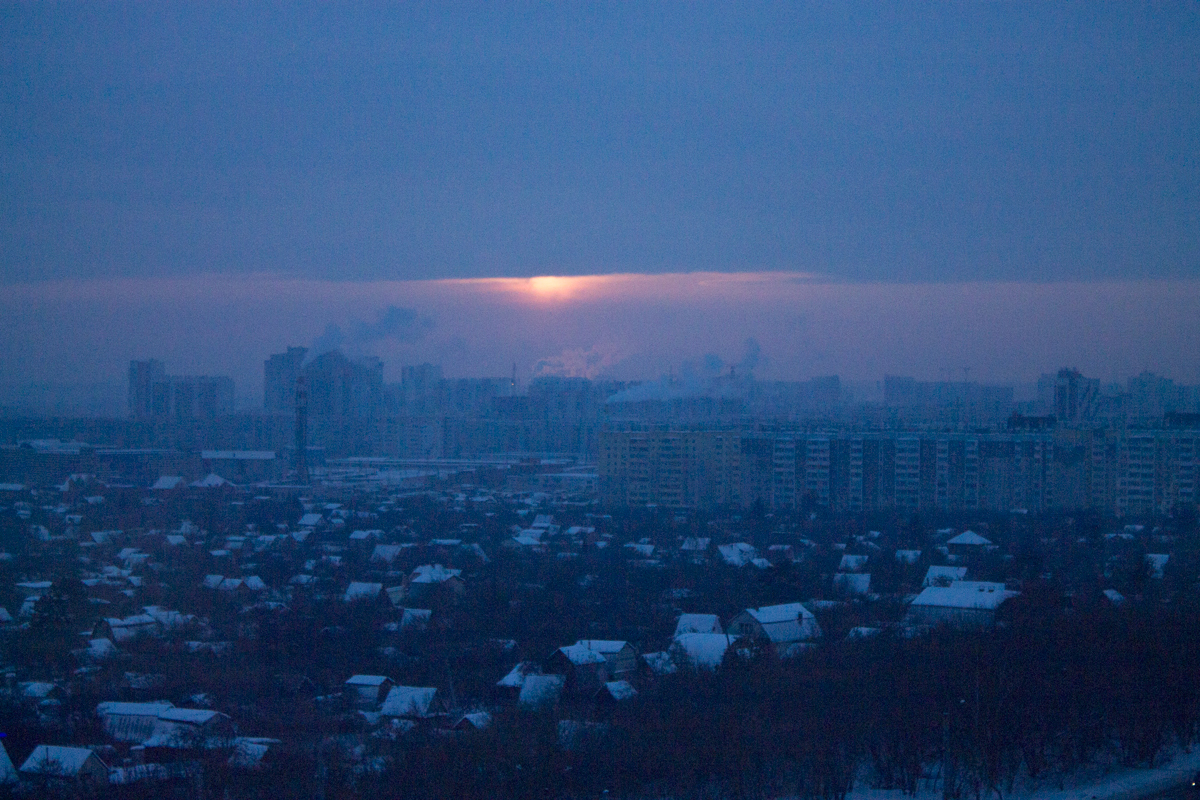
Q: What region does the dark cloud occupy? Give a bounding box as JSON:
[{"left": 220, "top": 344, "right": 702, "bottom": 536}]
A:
[{"left": 2, "top": 5, "right": 1198, "bottom": 284}]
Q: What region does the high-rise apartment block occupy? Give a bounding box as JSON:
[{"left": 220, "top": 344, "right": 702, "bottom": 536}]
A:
[
  {"left": 128, "top": 360, "right": 234, "bottom": 421},
  {"left": 599, "top": 426, "right": 1200, "bottom": 516}
]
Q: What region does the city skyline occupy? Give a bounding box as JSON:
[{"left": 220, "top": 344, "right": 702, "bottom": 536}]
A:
[{"left": 3, "top": 272, "right": 1200, "bottom": 411}]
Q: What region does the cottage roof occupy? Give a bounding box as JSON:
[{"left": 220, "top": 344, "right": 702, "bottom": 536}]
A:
[
  {"left": 157, "top": 708, "right": 223, "bottom": 725},
  {"left": 557, "top": 644, "right": 608, "bottom": 665},
  {"left": 345, "top": 674, "right": 391, "bottom": 687},
  {"left": 410, "top": 564, "right": 462, "bottom": 584},
  {"left": 97, "top": 701, "right": 173, "bottom": 717},
  {"left": 380, "top": 686, "right": 438, "bottom": 718},
  {"left": 746, "top": 602, "right": 815, "bottom": 624},
  {"left": 20, "top": 745, "right": 103, "bottom": 776},
  {"left": 909, "top": 582, "right": 1017, "bottom": 611},
  {"left": 947, "top": 530, "right": 992, "bottom": 546},
  {"left": 602, "top": 680, "right": 638, "bottom": 701},
  {"left": 573, "top": 639, "right": 630, "bottom": 654}
]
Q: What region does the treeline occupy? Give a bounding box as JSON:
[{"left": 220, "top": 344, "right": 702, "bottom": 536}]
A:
[{"left": 238, "top": 589, "right": 1200, "bottom": 800}]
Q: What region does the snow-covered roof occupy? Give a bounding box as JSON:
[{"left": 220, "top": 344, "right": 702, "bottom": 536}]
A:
[
  {"left": 157, "top": 708, "right": 223, "bottom": 725},
  {"left": 409, "top": 564, "right": 462, "bottom": 584},
  {"left": 190, "top": 473, "right": 230, "bottom": 488},
  {"left": 20, "top": 745, "right": 102, "bottom": 776},
  {"left": 557, "top": 644, "right": 608, "bottom": 665},
  {"left": 381, "top": 686, "right": 438, "bottom": 718},
  {"left": 895, "top": 549, "right": 922, "bottom": 564},
  {"left": 746, "top": 602, "right": 815, "bottom": 624},
  {"left": 602, "top": 680, "right": 638, "bottom": 701},
  {"left": 497, "top": 661, "right": 540, "bottom": 688},
  {"left": 346, "top": 674, "right": 391, "bottom": 687},
  {"left": 909, "top": 581, "right": 1017, "bottom": 611},
  {"left": 947, "top": 530, "right": 992, "bottom": 546},
  {"left": 298, "top": 513, "right": 323, "bottom": 527},
  {"left": 370, "top": 544, "right": 404, "bottom": 563},
  {"left": 573, "top": 639, "right": 630, "bottom": 654},
  {"left": 718, "top": 542, "right": 757, "bottom": 567},
  {"left": 97, "top": 701, "right": 174, "bottom": 718},
  {"left": 672, "top": 633, "right": 738, "bottom": 669}
]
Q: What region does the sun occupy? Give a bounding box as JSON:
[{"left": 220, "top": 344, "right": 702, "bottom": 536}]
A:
[{"left": 526, "top": 275, "right": 576, "bottom": 299}]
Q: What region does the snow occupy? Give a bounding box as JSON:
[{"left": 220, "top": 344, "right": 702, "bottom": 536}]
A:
[
  {"left": 380, "top": 686, "right": 438, "bottom": 718},
  {"left": 947, "top": 530, "right": 992, "bottom": 546},
  {"left": 845, "top": 747, "right": 1200, "bottom": 800},
  {"left": 672, "top": 633, "right": 739, "bottom": 669}
]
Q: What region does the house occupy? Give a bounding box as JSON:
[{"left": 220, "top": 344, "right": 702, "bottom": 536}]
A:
[
  {"left": 546, "top": 644, "right": 611, "bottom": 693},
  {"left": 1146, "top": 553, "right": 1169, "bottom": 579},
  {"left": 946, "top": 530, "right": 993, "bottom": 555},
  {"left": 96, "top": 701, "right": 175, "bottom": 743},
  {"left": 345, "top": 675, "right": 394, "bottom": 709},
  {"left": 674, "top": 613, "right": 723, "bottom": 636},
  {"left": 495, "top": 661, "right": 541, "bottom": 700},
  {"left": 905, "top": 581, "right": 1018, "bottom": 629},
  {"left": 454, "top": 711, "right": 493, "bottom": 731},
  {"left": 572, "top": 640, "right": 637, "bottom": 676},
  {"left": 595, "top": 680, "right": 638, "bottom": 706},
  {"left": 922, "top": 565, "right": 968, "bottom": 587},
  {"left": 20, "top": 745, "right": 108, "bottom": 787},
  {"left": 399, "top": 608, "right": 432, "bottom": 630},
  {"left": 380, "top": 686, "right": 446, "bottom": 719},
  {"left": 727, "top": 603, "right": 822, "bottom": 650},
  {"left": 718, "top": 542, "right": 758, "bottom": 567},
  {"left": 370, "top": 544, "right": 405, "bottom": 565},
  {"left": 403, "top": 564, "right": 465, "bottom": 600},
  {"left": 895, "top": 549, "right": 922, "bottom": 564},
  {"left": 144, "top": 708, "right": 235, "bottom": 749}
]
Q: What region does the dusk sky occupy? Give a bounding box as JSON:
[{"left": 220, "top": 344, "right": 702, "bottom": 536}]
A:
[{"left": 3, "top": 4, "right": 1198, "bottom": 398}]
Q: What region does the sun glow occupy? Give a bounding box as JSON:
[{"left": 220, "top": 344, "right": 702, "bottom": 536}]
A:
[{"left": 526, "top": 275, "right": 577, "bottom": 298}]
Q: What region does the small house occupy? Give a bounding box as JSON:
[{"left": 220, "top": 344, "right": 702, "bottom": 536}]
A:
[
  {"left": 20, "top": 745, "right": 108, "bottom": 787},
  {"left": 727, "top": 603, "right": 822, "bottom": 650},
  {"left": 344, "top": 675, "right": 394, "bottom": 709}
]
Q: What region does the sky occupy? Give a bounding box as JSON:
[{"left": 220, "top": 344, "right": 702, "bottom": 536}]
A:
[{"left": 2, "top": 4, "right": 1199, "bottom": 401}]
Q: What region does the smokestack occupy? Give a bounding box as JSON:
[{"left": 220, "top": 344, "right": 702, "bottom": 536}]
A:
[{"left": 295, "top": 376, "right": 309, "bottom": 485}]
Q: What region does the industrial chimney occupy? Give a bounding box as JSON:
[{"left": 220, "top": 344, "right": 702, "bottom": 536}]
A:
[{"left": 294, "top": 375, "right": 310, "bottom": 485}]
